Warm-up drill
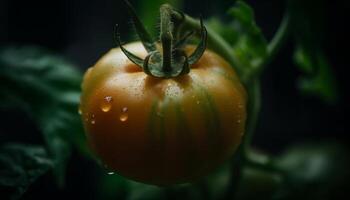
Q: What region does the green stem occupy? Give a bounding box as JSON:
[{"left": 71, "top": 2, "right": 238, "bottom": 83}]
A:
[
  {"left": 244, "top": 150, "right": 286, "bottom": 175},
  {"left": 242, "top": 79, "right": 261, "bottom": 154},
  {"left": 240, "top": 14, "right": 291, "bottom": 179},
  {"left": 160, "top": 4, "right": 174, "bottom": 73},
  {"left": 171, "top": 10, "right": 291, "bottom": 83},
  {"left": 267, "top": 13, "right": 291, "bottom": 59},
  {"left": 252, "top": 13, "right": 291, "bottom": 76},
  {"left": 172, "top": 13, "right": 245, "bottom": 77},
  {"left": 241, "top": 13, "right": 291, "bottom": 151},
  {"left": 169, "top": 4, "right": 291, "bottom": 185}
]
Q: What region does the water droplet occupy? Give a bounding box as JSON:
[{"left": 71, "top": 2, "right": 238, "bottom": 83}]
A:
[
  {"left": 119, "top": 114, "right": 128, "bottom": 122},
  {"left": 122, "top": 107, "right": 128, "bottom": 112},
  {"left": 101, "top": 96, "right": 113, "bottom": 112},
  {"left": 105, "top": 96, "right": 113, "bottom": 102},
  {"left": 119, "top": 107, "right": 128, "bottom": 122},
  {"left": 91, "top": 120, "right": 96, "bottom": 124},
  {"left": 101, "top": 105, "right": 111, "bottom": 112},
  {"left": 78, "top": 106, "right": 82, "bottom": 115},
  {"left": 107, "top": 171, "right": 115, "bottom": 175}
]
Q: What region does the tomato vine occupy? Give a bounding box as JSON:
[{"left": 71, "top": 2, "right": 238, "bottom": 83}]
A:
[
  {"left": 163, "top": 0, "right": 292, "bottom": 168},
  {"left": 0, "top": 0, "right": 344, "bottom": 199}
]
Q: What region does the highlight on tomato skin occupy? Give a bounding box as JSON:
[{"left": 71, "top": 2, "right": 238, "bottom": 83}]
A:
[{"left": 79, "top": 42, "right": 247, "bottom": 185}]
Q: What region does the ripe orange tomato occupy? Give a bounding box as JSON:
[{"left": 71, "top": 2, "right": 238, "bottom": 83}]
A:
[{"left": 80, "top": 42, "right": 247, "bottom": 185}]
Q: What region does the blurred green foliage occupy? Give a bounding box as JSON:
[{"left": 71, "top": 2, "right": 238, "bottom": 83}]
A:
[
  {"left": 235, "top": 166, "right": 282, "bottom": 199},
  {"left": 289, "top": 0, "right": 338, "bottom": 104},
  {"left": 0, "top": 0, "right": 344, "bottom": 199},
  {"left": 206, "top": 1, "right": 268, "bottom": 81},
  {"left": 0, "top": 46, "right": 87, "bottom": 188},
  {"left": 274, "top": 143, "right": 349, "bottom": 199},
  {"left": 0, "top": 144, "right": 52, "bottom": 200}
]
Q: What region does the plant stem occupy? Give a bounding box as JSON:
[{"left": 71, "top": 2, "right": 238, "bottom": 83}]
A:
[
  {"left": 171, "top": 5, "right": 291, "bottom": 190},
  {"left": 268, "top": 13, "right": 291, "bottom": 59},
  {"left": 172, "top": 10, "right": 291, "bottom": 82},
  {"left": 253, "top": 13, "right": 292, "bottom": 75},
  {"left": 172, "top": 13, "right": 245, "bottom": 77},
  {"left": 242, "top": 79, "right": 261, "bottom": 154},
  {"left": 160, "top": 5, "right": 174, "bottom": 73},
  {"left": 241, "top": 12, "right": 291, "bottom": 151},
  {"left": 244, "top": 150, "right": 286, "bottom": 175}
]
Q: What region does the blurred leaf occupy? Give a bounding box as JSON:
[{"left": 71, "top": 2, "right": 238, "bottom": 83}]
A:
[
  {"left": 0, "top": 144, "right": 53, "bottom": 200},
  {"left": 227, "top": 1, "right": 268, "bottom": 69},
  {"left": 289, "top": 0, "right": 338, "bottom": 104},
  {"left": 206, "top": 1, "right": 268, "bottom": 79},
  {"left": 98, "top": 173, "right": 168, "bottom": 200},
  {"left": 97, "top": 172, "right": 130, "bottom": 200},
  {"left": 204, "top": 163, "right": 232, "bottom": 200},
  {"left": 97, "top": 163, "right": 232, "bottom": 200},
  {"left": 275, "top": 142, "right": 350, "bottom": 200},
  {"left": 235, "top": 166, "right": 282, "bottom": 199},
  {"left": 138, "top": 0, "right": 183, "bottom": 36},
  {"left": 166, "top": 183, "right": 203, "bottom": 200},
  {"left": 206, "top": 18, "right": 238, "bottom": 45},
  {"left": 294, "top": 47, "right": 338, "bottom": 103},
  {"left": 0, "top": 46, "right": 88, "bottom": 186},
  {"left": 127, "top": 181, "right": 167, "bottom": 200}
]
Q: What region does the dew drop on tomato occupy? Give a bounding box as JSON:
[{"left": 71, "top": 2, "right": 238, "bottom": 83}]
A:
[
  {"left": 101, "top": 96, "right": 113, "bottom": 112},
  {"left": 88, "top": 113, "right": 96, "bottom": 124},
  {"left": 119, "top": 107, "right": 128, "bottom": 122}
]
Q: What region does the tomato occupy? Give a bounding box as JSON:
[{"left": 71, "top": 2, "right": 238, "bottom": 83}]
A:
[{"left": 80, "top": 41, "right": 247, "bottom": 185}]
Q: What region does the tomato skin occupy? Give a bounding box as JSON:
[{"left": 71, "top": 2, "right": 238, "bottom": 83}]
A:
[{"left": 80, "top": 42, "right": 247, "bottom": 185}]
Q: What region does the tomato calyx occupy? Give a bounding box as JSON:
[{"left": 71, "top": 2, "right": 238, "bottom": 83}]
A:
[{"left": 116, "top": 0, "right": 207, "bottom": 78}]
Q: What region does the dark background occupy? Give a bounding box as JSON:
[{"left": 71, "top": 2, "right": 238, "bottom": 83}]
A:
[{"left": 0, "top": 0, "right": 347, "bottom": 199}]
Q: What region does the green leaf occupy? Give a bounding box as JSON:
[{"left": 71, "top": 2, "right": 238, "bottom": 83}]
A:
[
  {"left": 96, "top": 173, "right": 129, "bottom": 200},
  {"left": 204, "top": 163, "right": 232, "bottom": 200},
  {"left": 289, "top": 0, "right": 338, "bottom": 104},
  {"left": 206, "top": 1, "right": 268, "bottom": 80},
  {"left": 0, "top": 46, "right": 88, "bottom": 186},
  {"left": 206, "top": 18, "right": 239, "bottom": 46},
  {"left": 0, "top": 144, "right": 53, "bottom": 200},
  {"left": 275, "top": 142, "right": 350, "bottom": 199},
  {"left": 294, "top": 47, "right": 338, "bottom": 103},
  {"left": 97, "top": 173, "right": 167, "bottom": 200},
  {"left": 97, "top": 164, "right": 232, "bottom": 200},
  {"left": 227, "top": 1, "right": 268, "bottom": 69},
  {"left": 235, "top": 166, "right": 282, "bottom": 199},
  {"left": 127, "top": 181, "right": 166, "bottom": 200}
]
